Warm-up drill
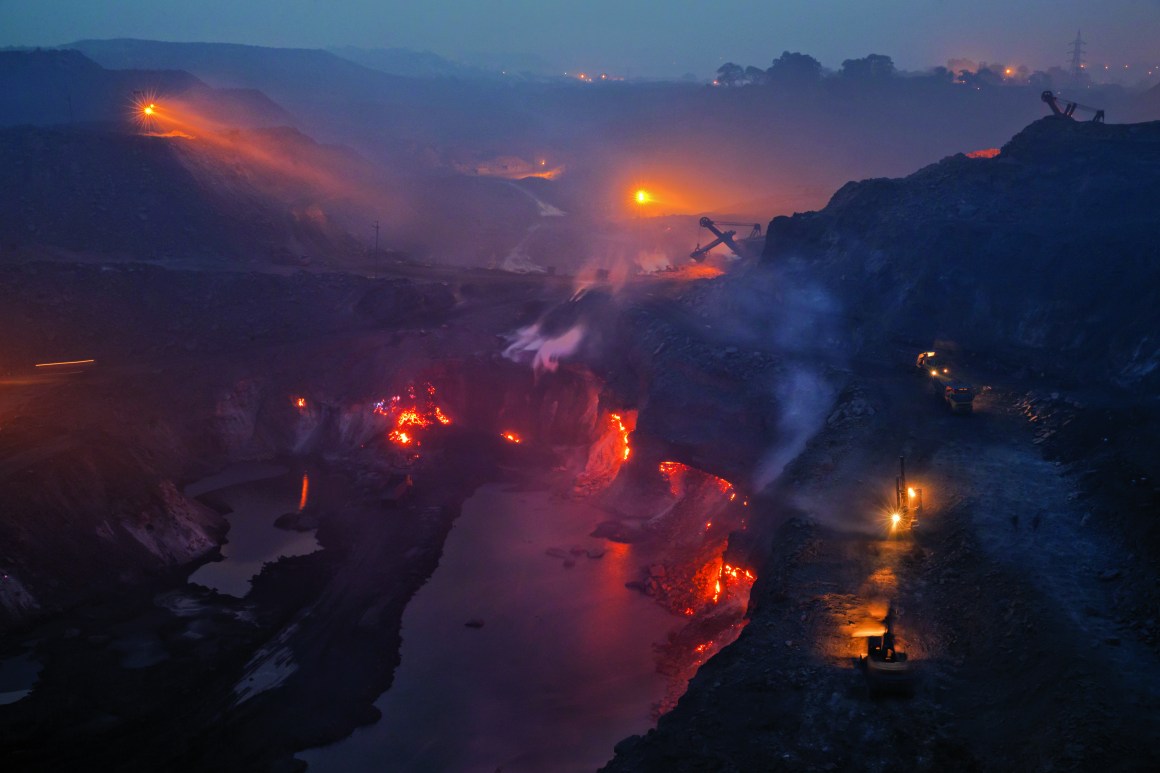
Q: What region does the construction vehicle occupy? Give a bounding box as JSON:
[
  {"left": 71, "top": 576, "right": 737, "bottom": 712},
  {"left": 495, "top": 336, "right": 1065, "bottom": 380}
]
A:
[
  {"left": 1041, "top": 90, "right": 1105, "bottom": 123},
  {"left": 942, "top": 382, "right": 976, "bottom": 414},
  {"left": 915, "top": 350, "right": 975, "bottom": 414},
  {"left": 915, "top": 350, "right": 945, "bottom": 376},
  {"left": 893, "top": 455, "right": 922, "bottom": 529},
  {"left": 858, "top": 604, "right": 914, "bottom": 696},
  {"left": 690, "top": 218, "right": 763, "bottom": 261}
]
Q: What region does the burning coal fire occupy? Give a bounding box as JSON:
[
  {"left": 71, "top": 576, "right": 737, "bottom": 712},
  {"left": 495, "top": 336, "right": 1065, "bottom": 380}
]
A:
[
  {"left": 373, "top": 383, "right": 451, "bottom": 448},
  {"left": 574, "top": 410, "right": 638, "bottom": 494},
  {"left": 500, "top": 431, "right": 522, "bottom": 444},
  {"left": 610, "top": 413, "right": 631, "bottom": 462},
  {"left": 657, "top": 460, "right": 743, "bottom": 505}
]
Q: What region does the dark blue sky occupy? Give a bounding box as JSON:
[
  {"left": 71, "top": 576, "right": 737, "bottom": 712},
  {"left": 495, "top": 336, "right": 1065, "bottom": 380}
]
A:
[{"left": 3, "top": 0, "right": 1157, "bottom": 78}]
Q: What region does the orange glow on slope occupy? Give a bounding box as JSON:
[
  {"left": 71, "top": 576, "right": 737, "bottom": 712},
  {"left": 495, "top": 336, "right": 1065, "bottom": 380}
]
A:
[
  {"left": 574, "top": 410, "right": 638, "bottom": 494},
  {"left": 967, "top": 148, "right": 1000, "bottom": 159},
  {"left": 373, "top": 383, "right": 452, "bottom": 448},
  {"left": 500, "top": 431, "right": 522, "bottom": 444},
  {"left": 610, "top": 413, "right": 632, "bottom": 461},
  {"left": 713, "top": 563, "right": 756, "bottom": 605},
  {"left": 658, "top": 461, "right": 736, "bottom": 500},
  {"left": 128, "top": 96, "right": 408, "bottom": 220}
]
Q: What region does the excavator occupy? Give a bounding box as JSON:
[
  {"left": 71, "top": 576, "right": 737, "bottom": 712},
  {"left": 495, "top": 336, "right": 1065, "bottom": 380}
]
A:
[
  {"left": 859, "top": 603, "right": 914, "bottom": 696},
  {"left": 690, "top": 218, "right": 763, "bottom": 261},
  {"left": 1041, "top": 90, "right": 1105, "bottom": 123}
]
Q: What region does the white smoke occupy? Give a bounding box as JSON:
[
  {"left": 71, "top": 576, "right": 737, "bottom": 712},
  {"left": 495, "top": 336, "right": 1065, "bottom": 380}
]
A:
[
  {"left": 753, "top": 367, "right": 836, "bottom": 490},
  {"left": 503, "top": 322, "right": 586, "bottom": 374}
]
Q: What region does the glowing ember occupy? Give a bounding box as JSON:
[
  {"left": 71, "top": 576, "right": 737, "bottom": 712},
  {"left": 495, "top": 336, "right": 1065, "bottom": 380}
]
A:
[
  {"left": 680, "top": 263, "right": 725, "bottom": 280},
  {"left": 573, "top": 410, "right": 637, "bottom": 494},
  {"left": 711, "top": 563, "right": 757, "bottom": 605},
  {"left": 293, "top": 396, "right": 307, "bottom": 409},
  {"left": 500, "top": 431, "right": 522, "bottom": 444},
  {"left": 657, "top": 460, "right": 737, "bottom": 500},
  {"left": 373, "top": 383, "right": 452, "bottom": 448}
]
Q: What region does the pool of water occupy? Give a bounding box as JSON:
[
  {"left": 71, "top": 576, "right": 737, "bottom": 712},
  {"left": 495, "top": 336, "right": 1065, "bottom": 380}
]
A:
[
  {"left": 186, "top": 463, "right": 320, "bottom": 598},
  {"left": 300, "top": 483, "right": 682, "bottom": 772}
]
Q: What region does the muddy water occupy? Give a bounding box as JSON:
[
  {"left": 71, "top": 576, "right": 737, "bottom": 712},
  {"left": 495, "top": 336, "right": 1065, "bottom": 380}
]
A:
[
  {"left": 301, "top": 484, "right": 682, "bottom": 773},
  {"left": 186, "top": 463, "right": 320, "bottom": 598}
]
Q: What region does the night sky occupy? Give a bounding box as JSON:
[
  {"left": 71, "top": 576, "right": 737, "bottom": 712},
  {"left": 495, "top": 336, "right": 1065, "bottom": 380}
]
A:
[{"left": 2, "top": 0, "right": 1158, "bottom": 77}]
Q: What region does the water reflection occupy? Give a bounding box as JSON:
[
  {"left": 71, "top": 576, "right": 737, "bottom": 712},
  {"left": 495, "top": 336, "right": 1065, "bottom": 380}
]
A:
[{"left": 301, "top": 484, "right": 682, "bottom": 772}]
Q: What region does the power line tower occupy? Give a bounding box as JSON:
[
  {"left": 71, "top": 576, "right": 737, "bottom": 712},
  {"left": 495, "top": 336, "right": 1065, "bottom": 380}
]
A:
[{"left": 1068, "top": 30, "right": 1086, "bottom": 78}]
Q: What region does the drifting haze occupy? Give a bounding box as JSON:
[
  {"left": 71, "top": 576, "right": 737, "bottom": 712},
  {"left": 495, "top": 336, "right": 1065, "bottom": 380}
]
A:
[{"left": 2, "top": 0, "right": 1158, "bottom": 78}]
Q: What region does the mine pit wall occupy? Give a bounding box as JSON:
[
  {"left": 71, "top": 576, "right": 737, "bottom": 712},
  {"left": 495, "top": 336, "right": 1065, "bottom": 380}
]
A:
[{"left": 0, "top": 348, "right": 620, "bottom": 633}]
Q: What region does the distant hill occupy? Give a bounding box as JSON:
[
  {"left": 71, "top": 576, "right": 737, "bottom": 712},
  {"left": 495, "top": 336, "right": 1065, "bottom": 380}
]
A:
[
  {"left": 764, "top": 116, "right": 1160, "bottom": 389},
  {"left": 327, "top": 46, "right": 489, "bottom": 80},
  {"left": 0, "top": 48, "right": 294, "bottom": 129},
  {"left": 67, "top": 38, "right": 504, "bottom": 172}
]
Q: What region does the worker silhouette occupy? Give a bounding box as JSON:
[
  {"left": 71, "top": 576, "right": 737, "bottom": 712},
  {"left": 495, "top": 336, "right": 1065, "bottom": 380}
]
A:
[{"left": 882, "top": 605, "right": 898, "bottom": 661}]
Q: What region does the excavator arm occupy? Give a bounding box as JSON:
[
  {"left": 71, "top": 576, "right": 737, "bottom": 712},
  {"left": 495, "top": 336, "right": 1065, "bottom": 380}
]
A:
[
  {"left": 690, "top": 217, "right": 763, "bottom": 261},
  {"left": 1041, "top": 90, "right": 1105, "bottom": 123}
]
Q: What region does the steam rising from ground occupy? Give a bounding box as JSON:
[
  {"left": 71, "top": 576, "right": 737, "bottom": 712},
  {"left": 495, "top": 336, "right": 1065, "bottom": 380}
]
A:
[
  {"left": 503, "top": 323, "right": 586, "bottom": 374},
  {"left": 685, "top": 264, "right": 845, "bottom": 491},
  {"left": 754, "top": 368, "right": 836, "bottom": 489}
]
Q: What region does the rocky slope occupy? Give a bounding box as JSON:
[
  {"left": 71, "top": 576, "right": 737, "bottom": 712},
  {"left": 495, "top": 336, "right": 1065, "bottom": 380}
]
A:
[
  {"left": 603, "top": 116, "right": 1160, "bottom": 772},
  {"left": 765, "top": 116, "right": 1160, "bottom": 391}
]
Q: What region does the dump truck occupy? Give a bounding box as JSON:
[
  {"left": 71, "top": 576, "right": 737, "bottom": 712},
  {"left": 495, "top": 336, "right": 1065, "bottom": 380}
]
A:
[
  {"left": 942, "top": 381, "right": 976, "bottom": 414},
  {"left": 915, "top": 351, "right": 975, "bottom": 414}
]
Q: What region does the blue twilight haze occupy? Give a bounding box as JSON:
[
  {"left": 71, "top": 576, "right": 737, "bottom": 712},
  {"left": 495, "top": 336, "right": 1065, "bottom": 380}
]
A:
[{"left": 1, "top": 0, "right": 1158, "bottom": 78}]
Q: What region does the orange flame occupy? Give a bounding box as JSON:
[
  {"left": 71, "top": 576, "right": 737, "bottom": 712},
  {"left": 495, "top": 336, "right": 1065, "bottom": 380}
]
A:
[
  {"left": 710, "top": 563, "right": 756, "bottom": 605},
  {"left": 500, "top": 431, "right": 522, "bottom": 444},
  {"left": 374, "top": 383, "right": 452, "bottom": 448},
  {"left": 293, "top": 396, "right": 307, "bottom": 409},
  {"left": 610, "top": 413, "right": 631, "bottom": 461},
  {"left": 657, "top": 460, "right": 736, "bottom": 500}
]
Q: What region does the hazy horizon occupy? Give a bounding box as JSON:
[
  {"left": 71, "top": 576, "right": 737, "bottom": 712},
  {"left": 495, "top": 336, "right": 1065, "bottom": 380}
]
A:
[{"left": 2, "top": 1, "right": 1158, "bottom": 79}]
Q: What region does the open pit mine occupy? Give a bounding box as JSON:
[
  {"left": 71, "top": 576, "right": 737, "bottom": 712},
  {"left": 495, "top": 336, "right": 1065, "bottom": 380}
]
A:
[{"left": 1, "top": 45, "right": 1160, "bottom": 773}]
